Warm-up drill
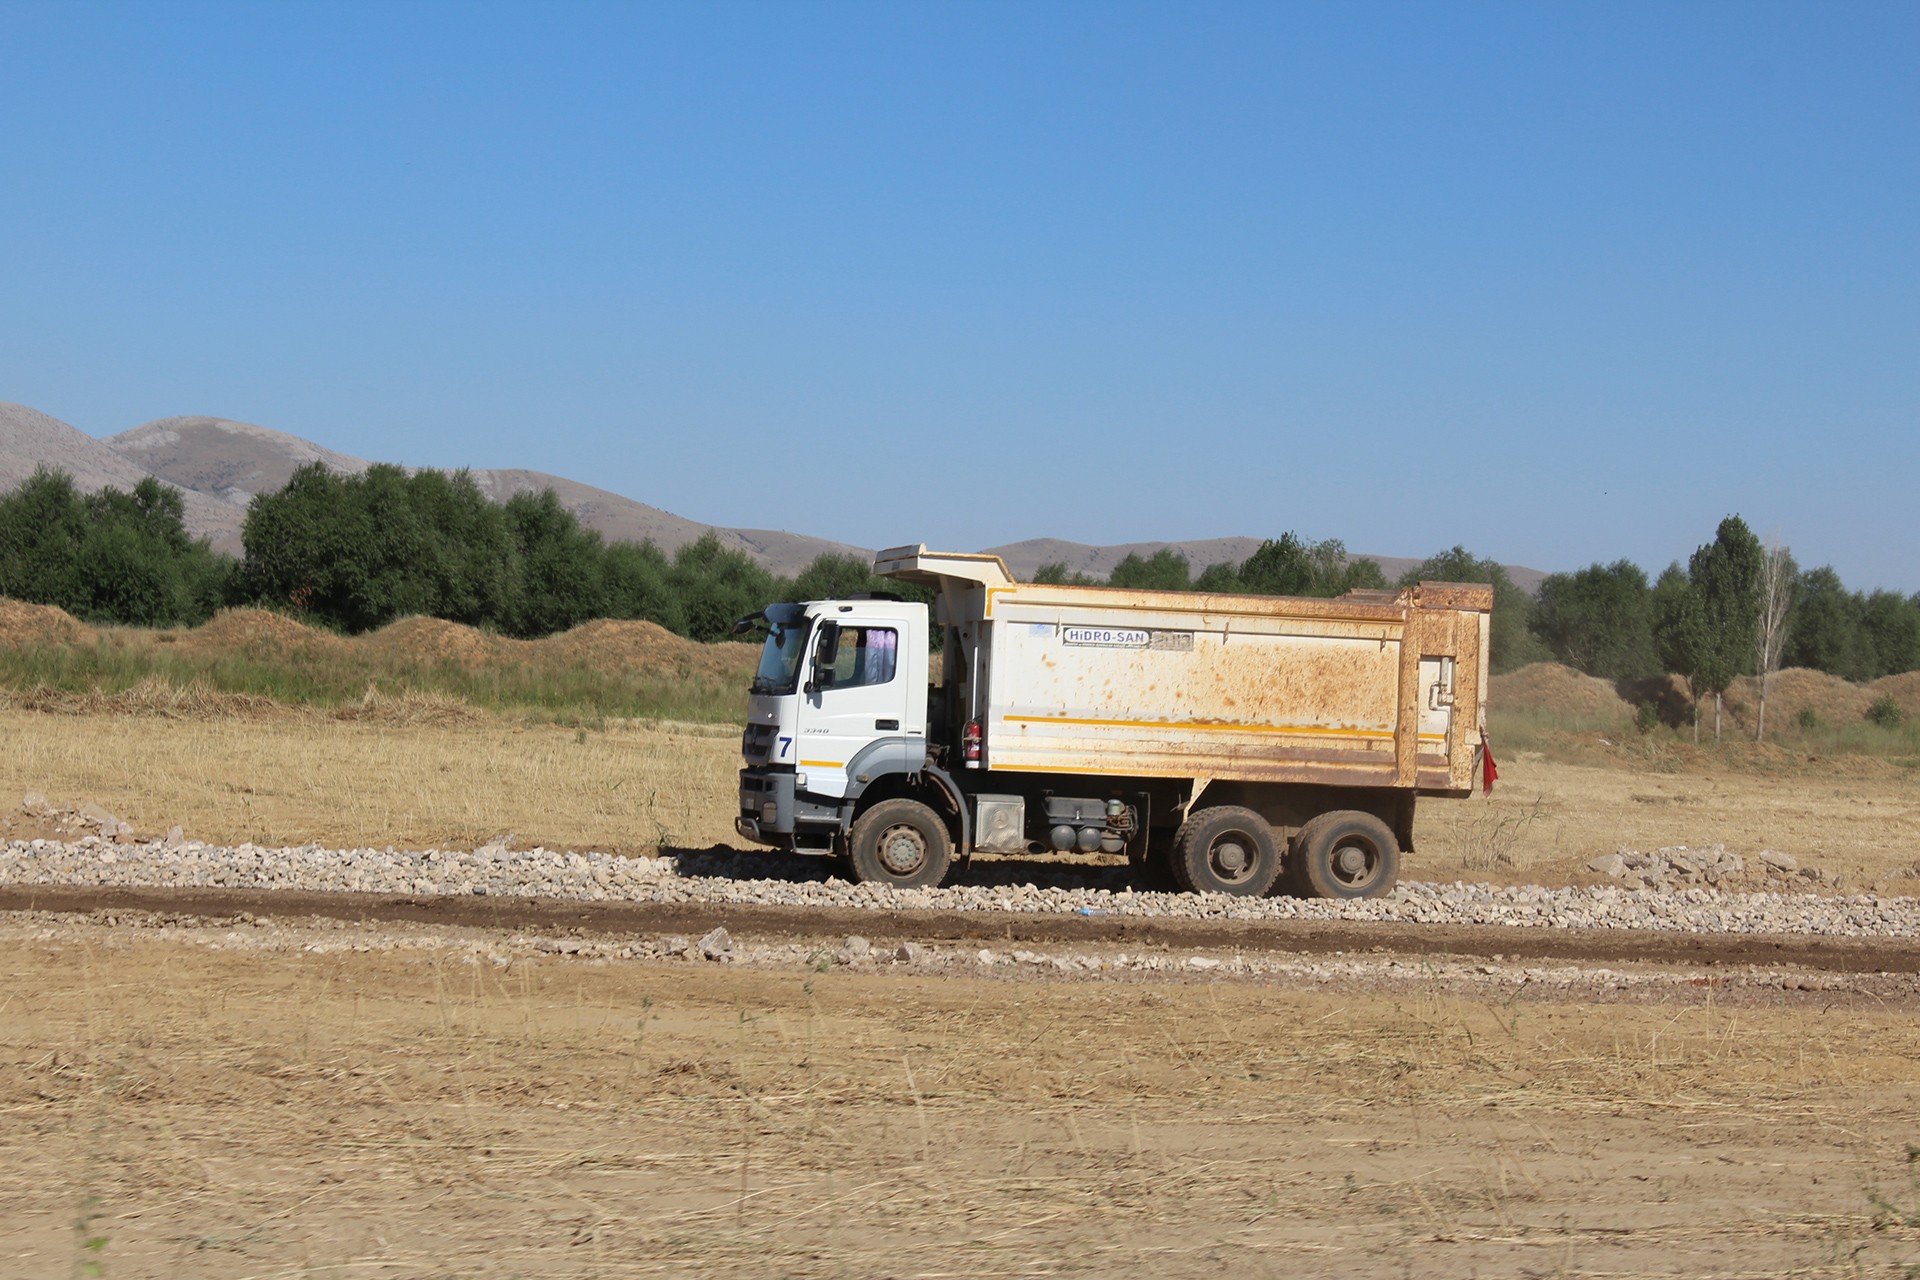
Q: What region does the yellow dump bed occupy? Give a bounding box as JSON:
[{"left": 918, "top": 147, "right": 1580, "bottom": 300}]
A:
[{"left": 876, "top": 545, "right": 1492, "bottom": 795}]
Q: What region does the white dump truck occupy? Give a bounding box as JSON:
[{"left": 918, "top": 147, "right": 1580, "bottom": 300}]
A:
[{"left": 733, "top": 545, "right": 1494, "bottom": 898}]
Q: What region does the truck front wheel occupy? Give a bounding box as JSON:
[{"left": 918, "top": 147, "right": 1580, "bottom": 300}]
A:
[
  {"left": 847, "top": 799, "right": 952, "bottom": 890},
  {"left": 1171, "top": 806, "right": 1280, "bottom": 896},
  {"left": 1290, "top": 811, "right": 1400, "bottom": 899}
]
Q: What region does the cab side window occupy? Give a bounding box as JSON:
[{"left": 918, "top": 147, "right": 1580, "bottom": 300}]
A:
[{"left": 830, "top": 626, "right": 898, "bottom": 689}]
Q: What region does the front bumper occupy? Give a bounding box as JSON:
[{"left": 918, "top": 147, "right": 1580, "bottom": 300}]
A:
[
  {"left": 738, "top": 768, "right": 798, "bottom": 844},
  {"left": 738, "top": 767, "right": 849, "bottom": 852}
]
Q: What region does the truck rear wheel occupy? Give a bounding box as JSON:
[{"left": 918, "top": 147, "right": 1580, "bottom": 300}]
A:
[
  {"left": 1171, "top": 806, "right": 1280, "bottom": 896},
  {"left": 847, "top": 798, "right": 952, "bottom": 890},
  {"left": 1291, "top": 811, "right": 1399, "bottom": 899}
]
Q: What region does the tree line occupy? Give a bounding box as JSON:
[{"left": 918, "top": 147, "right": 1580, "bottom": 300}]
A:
[
  {"left": 0, "top": 464, "right": 921, "bottom": 642},
  {"left": 1040, "top": 518, "right": 1919, "bottom": 738},
  {"left": 3, "top": 466, "right": 1916, "bottom": 726}
]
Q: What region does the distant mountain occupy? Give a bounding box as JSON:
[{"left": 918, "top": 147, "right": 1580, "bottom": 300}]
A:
[
  {"left": 108, "top": 416, "right": 375, "bottom": 506},
  {"left": 983, "top": 536, "right": 1548, "bottom": 594},
  {"left": 0, "top": 403, "right": 246, "bottom": 550},
  {"left": 5, "top": 401, "right": 1548, "bottom": 588},
  {"left": 105, "top": 415, "right": 868, "bottom": 576}
]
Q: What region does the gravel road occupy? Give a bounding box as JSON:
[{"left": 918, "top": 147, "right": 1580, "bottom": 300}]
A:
[{"left": 6, "top": 833, "right": 1917, "bottom": 941}]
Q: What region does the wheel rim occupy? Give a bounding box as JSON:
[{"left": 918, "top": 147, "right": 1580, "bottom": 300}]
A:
[
  {"left": 1207, "top": 832, "right": 1257, "bottom": 885},
  {"left": 877, "top": 823, "right": 928, "bottom": 876},
  {"left": 1329, "top": 837, "right": 1380, "bottom": 889}
]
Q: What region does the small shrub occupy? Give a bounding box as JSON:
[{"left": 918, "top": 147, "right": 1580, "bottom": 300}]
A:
[
  {"left": 1796, "top": 706, "right": 1819, "bottom": 730},
  {"left": 1867, "top": 695, "right": 1905, "bottom": 729},
  {"left": 1634, "top": 701, "right": 1659, "bottom": 734}
]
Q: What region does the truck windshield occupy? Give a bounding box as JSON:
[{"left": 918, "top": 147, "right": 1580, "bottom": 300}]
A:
[{"left": 749, "top": 604, "right": 811, "bottom": 695}]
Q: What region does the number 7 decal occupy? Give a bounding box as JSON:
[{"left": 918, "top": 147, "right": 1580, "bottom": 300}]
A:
[{"left": 778, "top": 735, "right": 793, "bottom": 759}]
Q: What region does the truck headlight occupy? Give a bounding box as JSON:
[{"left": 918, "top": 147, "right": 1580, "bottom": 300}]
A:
[
  {"left": 794, "top": 772, "right": 809, "bottom": 790},
  {"left": 761, "top": 802, "right": 778, "bottom": 824}
]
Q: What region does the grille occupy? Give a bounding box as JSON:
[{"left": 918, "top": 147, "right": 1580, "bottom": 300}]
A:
[{"left": 742, "top": 722, "right": 778, "bottom": 764}]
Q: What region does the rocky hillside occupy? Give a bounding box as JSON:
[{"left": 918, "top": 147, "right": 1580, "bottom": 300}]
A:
[
  {"left": 0, "top": 403, "right": 246, "bottom": 550},
  {"left": 8, "top": 401, "right": 1545, "bottom": 584}
]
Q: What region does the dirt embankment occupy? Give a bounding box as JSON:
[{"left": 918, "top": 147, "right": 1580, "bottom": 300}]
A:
[
  {"left": 0, "top": 600, "right": 756, "bottom": 691},
  {"left": 1494, "top": 660, "right": 1920, "bottom": 730}
]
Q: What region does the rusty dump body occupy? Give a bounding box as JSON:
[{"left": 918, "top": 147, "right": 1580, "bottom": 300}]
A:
[{"left": 875, "top": 546, "right": 1494, "bottom": 799}]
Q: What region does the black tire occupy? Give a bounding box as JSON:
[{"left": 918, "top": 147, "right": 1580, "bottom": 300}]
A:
[
  {"left": 1292, "top": 810, "right": 1400, "bottom": 900},
  {"left": 1277, "top": 814, "right": 1330, "bottom": 898},
  {"left": 1170, "top": 806, "right": 1280, "bottom": 896},
  {"left": 846, "top": 798, "right": 952, "bottom": 890}
]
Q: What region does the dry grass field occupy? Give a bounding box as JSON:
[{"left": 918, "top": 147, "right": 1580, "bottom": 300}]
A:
[
  {"left": 4, "top": 709, "right": 1917, "bottom": 891},
  {"left": 6, "top": 604, "right": 1920, "bottom": 1277},
  {"left": 5, "top": 921, "right": 1920, "bottom": 1279}
]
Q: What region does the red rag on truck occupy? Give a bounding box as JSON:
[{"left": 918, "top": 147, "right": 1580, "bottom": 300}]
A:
[{"left": 1480, "top": 733, "right": 1499, "bottom": 795}]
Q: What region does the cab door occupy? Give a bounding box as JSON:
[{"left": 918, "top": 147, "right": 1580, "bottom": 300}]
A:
[{"left": 797, "top": 617, "right": 918, "bottom": 800}]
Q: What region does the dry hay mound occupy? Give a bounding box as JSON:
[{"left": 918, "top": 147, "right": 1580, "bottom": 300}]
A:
[
  {"left": 176, "top": 608, "right": 346, "bottom": 661},
  {"left": 331, "top": 686, "right": 485, "bottom": 726},
  {"left": 1490, "top": 662, "right": 1631, "bottom": 722},
  {"left": 1868, "top": 671, "right": 1920, "bottom": 717},
  {"left": 360, "top": 616, "right": 514, "bottom": 668},
  {"left": 537, "top": 619, "right": 758, "bottom": 679},
  {"left": 1725, "top": 668, "right": 1873, "bottom": 731},
  {"left": 0, "top": 597, "right": 98, "bottom": 647},
  {"left": 0, "top": 675, "right": 291, "bottom": 720}
]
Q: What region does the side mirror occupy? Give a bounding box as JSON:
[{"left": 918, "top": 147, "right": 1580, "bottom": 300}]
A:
[{"left": 805, "top": 621, "right": 840, "bottom": 695}]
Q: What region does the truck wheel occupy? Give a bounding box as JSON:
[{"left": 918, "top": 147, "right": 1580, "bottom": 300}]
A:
[
  {"left": 1292, "top": 811, "right": 1399, "bottom": 899},
  {"left": 847, "top": 799, "right": 952, "bottom": 890},
  {"left": 1171, "top": 806, "right": 1280, "bottom": 896}
]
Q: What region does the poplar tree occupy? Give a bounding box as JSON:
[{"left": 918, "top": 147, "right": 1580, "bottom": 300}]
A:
[{"left": 1686, "top": 516, "right": 1763, "bottom": 742}]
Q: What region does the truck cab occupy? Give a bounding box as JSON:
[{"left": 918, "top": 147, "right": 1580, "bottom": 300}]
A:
[{"left": 735, "top": 597, "right": 939, "bottom": 857}]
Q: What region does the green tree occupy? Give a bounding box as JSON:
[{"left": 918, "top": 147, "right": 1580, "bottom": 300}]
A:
[
  {"left": 1030, "top": 561, "right": 1099, "bottom": 586},
  {"left": 603, "top": 539, "right": 685, "bottom": 633},
  {"left": 0, "top": 468, "right": 230, "bottom": 627},
  {"left": 1340, "top": 557, "right": 1389, "bottom": 591},
  {"left": 1686, "top": 515, "right": 1763, "bottom": 741},
  {"left": 1107, "top": 549, "right": 1192, "bottom": 591},
  {"left": 241, "top": 463, "right": 490, "bottom": 632},
  {"left": 1858, "top": 589, "right": 1920, "bottom": 679},
  {"left": 1193, "top": 561, "right": 1245, "bottom": 593},
  {"left": 792, "top": 552, "right": 893, "bottom": 602},
  {"left": 0, "top": 468, "right": 89, "bottom": 610},
  {"left": 1234, "top": 533, "right": 1382, "bottom": 598},
  {"left": 669, "top": 532, "right": 779, "bottom": 642},
  {"left": 1650, "top": 562, "right": 1707, "bottom": 735},
  {"left": 1239, "top": 534, "right": 1319, "bottom": 596},
  {"left": 1399, "top": 546, "right": 1549, "bottom": 673},
  {"left": 1784, "top": 566, "right": 1866, "bottom": 680},
  {"left": 405, "top": 469, "right": 516, "bottom": 626},
  {"left": 1530, "top": 560, "right": 1658, "bottom": 680},
  {"left": 502, "top": 488, "right": 608, "bottom": 637}
]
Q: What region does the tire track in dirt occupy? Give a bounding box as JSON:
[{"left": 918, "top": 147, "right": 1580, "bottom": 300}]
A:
[{"left": 5, "top": 884, "right": 1918, "bottom": 974}]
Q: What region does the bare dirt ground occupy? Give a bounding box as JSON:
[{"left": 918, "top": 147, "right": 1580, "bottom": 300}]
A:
[
  {"left": 6, "top": 910, "right": 1920, "bottom": 1280},
  {"left": 6, "top": 709, "right": 1920, "bottom": 1276}
]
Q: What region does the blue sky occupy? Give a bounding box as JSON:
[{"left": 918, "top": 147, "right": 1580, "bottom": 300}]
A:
[{"left": 3, "top": 1, "right": 1915, "bottom": 589}]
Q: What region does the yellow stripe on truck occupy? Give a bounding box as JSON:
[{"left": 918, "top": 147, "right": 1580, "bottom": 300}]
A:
[{"left": 1003, "top": 714, "right": 1445, "bottom": 743}]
